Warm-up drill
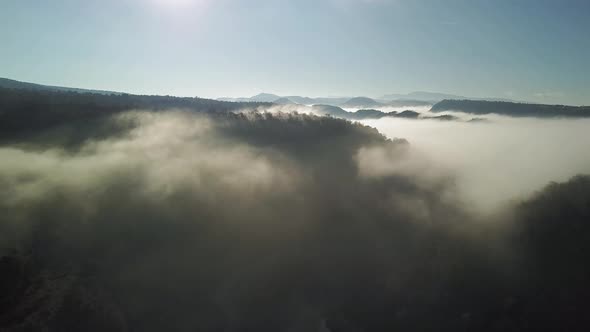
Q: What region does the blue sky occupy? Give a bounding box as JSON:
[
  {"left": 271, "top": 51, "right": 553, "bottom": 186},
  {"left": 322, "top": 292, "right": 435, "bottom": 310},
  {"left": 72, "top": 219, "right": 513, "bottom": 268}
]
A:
[{"left": 1, "top": 0, "right": 589, "bottom": 104}]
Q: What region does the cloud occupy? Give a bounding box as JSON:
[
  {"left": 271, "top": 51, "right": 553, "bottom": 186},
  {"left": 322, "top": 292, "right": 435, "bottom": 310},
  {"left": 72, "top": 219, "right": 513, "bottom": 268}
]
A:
[
  {"left": 1, "top": 109, "right": 589, "bottom": 331},
  {"left": 363, "top": 115, "right": 590, "bottom": 211},
  {"left": 0, "top": 111, "right": 465, "bottom": 329}
]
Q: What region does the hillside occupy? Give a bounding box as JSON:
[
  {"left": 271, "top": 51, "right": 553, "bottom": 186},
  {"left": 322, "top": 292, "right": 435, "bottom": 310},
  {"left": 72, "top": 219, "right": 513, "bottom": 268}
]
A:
[
  {"left": 431, "top": 99, "right": 590, "bottom": 118},
  {"left": 273, "top": 97, "right": 298, "bottom": 105},
  {"left": 341, "top": 97, "right": 383, "bottom": 108},
  {"left": 0, "top": 77, "right": 118, "bottom": 95},
  {"left": 0, "top": 87, "right": 270, "bottom": 139}
]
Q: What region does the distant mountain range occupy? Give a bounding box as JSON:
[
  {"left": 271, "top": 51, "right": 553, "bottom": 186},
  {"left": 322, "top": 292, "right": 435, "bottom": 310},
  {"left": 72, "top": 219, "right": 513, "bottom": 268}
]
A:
[
  {"left": 219, "top": 94, "right": 434, "bottom": 108},
  {"left": 218, "top": 91, "right": 517, "bottom": 108},
  {"left": 311, "top": 105, "right": 460, "bottom": 121},
  {"left": 341, "top": 97, "right": 432, "bottom": 108},
  {"left": 218, "top": 94, "right": 352, "bottom": 106},
  {"left": 4, "top": 77, "right": 587, "bottom": 119},
  {"left": 0, "top": 82, "right": 471, "bottom": 142},
  {"left": 381, "top": 91, "right": 518, "bottom": 103}
]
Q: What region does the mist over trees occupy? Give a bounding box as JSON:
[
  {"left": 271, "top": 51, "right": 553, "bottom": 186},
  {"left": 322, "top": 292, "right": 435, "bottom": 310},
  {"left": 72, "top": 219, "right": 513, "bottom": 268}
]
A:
[
  {"left": 0, "top": 88, "right": 589, "bottom": 331},
  {"left": 0, "top": 87, "right": 270, "bottom": 140}
]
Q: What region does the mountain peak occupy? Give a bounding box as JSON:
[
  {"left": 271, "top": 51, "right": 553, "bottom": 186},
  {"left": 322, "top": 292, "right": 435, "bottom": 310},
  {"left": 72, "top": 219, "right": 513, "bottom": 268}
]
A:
[{"left": 250, "top": 93, "right": 281, "bottom": 102}]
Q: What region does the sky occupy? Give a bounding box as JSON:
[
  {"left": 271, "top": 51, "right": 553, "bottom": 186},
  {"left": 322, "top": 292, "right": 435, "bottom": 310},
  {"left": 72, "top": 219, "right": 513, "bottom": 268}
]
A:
[{"left": 1, "top": 0, "right": 589, "bottom": 104}]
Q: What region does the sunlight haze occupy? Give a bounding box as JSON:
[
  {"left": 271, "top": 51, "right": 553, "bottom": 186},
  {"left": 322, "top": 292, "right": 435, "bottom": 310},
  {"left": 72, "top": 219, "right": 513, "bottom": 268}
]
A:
[{"left": 1, "top": 0, "right": 589, "bottom": 104}]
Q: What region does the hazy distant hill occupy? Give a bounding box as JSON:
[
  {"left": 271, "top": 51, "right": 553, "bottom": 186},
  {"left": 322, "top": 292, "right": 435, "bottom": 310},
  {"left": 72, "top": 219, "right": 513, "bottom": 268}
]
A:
[
  {"left": 0, "top": 77, "right": 118, "bottom": 95},
  {"left": 284, "top": 96, "right": 316, "bottom": 104},
  {"left": 273, "top": 97, "right": 298, "bottom": 105},
  {"left": 431, "top": 99, "right": 590, "bottom": 118},
  {"left": 218, "top": 93, "right": 281, "bottom": 103},
  {"left": 386, "top": 99, "right": 433, "bottom": 107},
  {"left": 382, "top": 91, "right": 465, "bottom": 102},
  {"left": 341, "top": 97, "right": 383, "bottom": 108},
  {"left": 312, "top": 97, "right": 351, "bottom": 105},
  {"left": 312, "top": 104, "right": 351, "bottom": 118},
  {"left": 217, "top": 93, "right": 432, "bottom": 108},
  {"left": 218, "top": 94, "right": 351, "bottom": 106},
  {"left": 248, "top": 93, "right": 280, "bottom": 102},
  {"left": 342, "top": 97, "right": 434, "bottom": 108},
  {"left": 382, "top": 91, "right": 517, "bottom": 103},
  {"left": 313, "top": 105, "right": 393, "bottom": 120},
  {"left": 312, "top": 105, "right": 460, "bottom": 121}
]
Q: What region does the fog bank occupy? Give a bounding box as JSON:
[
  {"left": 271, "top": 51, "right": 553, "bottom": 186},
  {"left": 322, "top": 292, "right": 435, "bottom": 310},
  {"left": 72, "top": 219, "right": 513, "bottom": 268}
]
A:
[
  {"left": 1, "top": 108, "right": 589, "bottom": 331},
  {"left": 363, "top": 115, "right": 590, "bottom": 211}
]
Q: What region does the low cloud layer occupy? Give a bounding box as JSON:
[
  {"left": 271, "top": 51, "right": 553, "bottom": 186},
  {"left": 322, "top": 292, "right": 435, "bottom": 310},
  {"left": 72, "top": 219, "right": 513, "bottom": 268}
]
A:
[
  {"left": 1, "top": 109, "right": 589, "bottom": 331},
  {"left": 363, "top": 115, "right": 590, "bottom": 211},
  {"left": 1, "top": 111, "right": 464, "bottom": 330}
]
